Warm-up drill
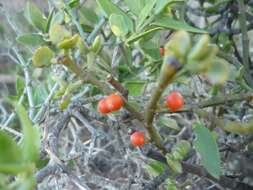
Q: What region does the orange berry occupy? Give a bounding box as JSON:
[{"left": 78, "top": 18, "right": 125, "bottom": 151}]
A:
[
  {"left": 131, "top": 131, "right": 145, "bottom": 147},
  {"left": 97, "top": 99, "right": 110, "bottom": 114},
  {"left": 105, "top": 93, "right": 124, "bottom": 112},
  {"left": 166, "top": 91, "right": 184, "bottom": 112},
  {"left": 160, "top": 47, "right": 165, "bottom": 56}
]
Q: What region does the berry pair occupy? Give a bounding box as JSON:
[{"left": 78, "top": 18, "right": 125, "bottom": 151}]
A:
[{"left": 97, "top": 93, "right": 124, "bottom": 114}]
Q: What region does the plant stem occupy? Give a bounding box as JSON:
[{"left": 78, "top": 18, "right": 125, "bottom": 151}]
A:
[
  {"left": 86, "top": 17, "right": 106, "bottom": 45},
  {"left": 237, "top": 0, "right": 253, "bottom": 87},
  {"left": 145, "top": 57, "right": 182, "bottom": 153},
  {"left": 57, "top": 55, "right": 144, "bottom": 122}
]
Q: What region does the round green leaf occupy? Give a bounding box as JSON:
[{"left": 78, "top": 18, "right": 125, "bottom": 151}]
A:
[
  {"left": 207, "top": 58, "right": 230, "bottom": 84},
  {"left": 32, "top": 46, "right": 54, "bottom": 68},
  {"left": 57, "top": 34, "right": 80, "bottom": 49},
  {"left": 49, "top": 24, "right": 71, "bottom": 45},
  {"left": 109, "top": 14, "right": 129, "bottom": 37}
]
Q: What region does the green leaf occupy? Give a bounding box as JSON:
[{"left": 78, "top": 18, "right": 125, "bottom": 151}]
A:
[
  {"left": 33, "top": 84, "right": 48, "bottom": 105},
  {"left": 152, "top": 17, "right": 207, "bottom": 33},
  {"left": 79, "top": 7, "right": 99, "bottom": 24},
  {"left": 16, "top": 76, "right": 25, "bottom": 97},
  {"left": 68, "top": 0, "right": 80, "bottom": 8},
  {"left": 25, "top": 2, "right": 47, "bottom": 32},
  {"left": 145, "top": 160, "right": 166, "bottom": 177},
  {"left": 96, "top": 0, "right": 133, "bottom": 32},
  {"left": 158, "top": 117, "right": 180, "bottom": 131},
  {"left": 207, "top": 57, "right": 230, "bottom": 85},
  {"left": 126, "top": 27, "right": 162, "bottom": 44},
  {"left": 49, "top": 24, "right": 71, "bottom": 45},
  {"left": 109, "top": 14, "right": 129, "bottom": 37},
  {"left": 17, "top": 175, "right": 36, "bottom": 190},
  {"left": 154, "top": 0, "right": 184, "bottom": 15},
  {"left": 16, "top": 33, "right": 45, "bottom": 47},
  {"left": 16, "top": 104, "right": 40, "bottom": 163},
  {"left": 125, "top": 80, "right": 146, "bottom": 96},
  {"left": 137, "top": 0, "right": 157, "bottom": 29},
  {"left": 0, "top": 131, "right": 22, "bottom": 165},
  {"left": 193, "top": 122, "right": 221, "bottom": 179},
  {"left": 0, "top": 22, "right": 4, "bottom": 37},
  {"left": 166, "top": 157, "right": 182, "bottom": 173},
  {"left": 0, "top": 163, "right": 32, "bottom": 175},
  {"left": 123, "top": 0, "right": 146, "bottom": 16},
  {"left": 45, "top": 9, "right": 55, "bottom": 33},
  {"left": 50, "top": 10, "right": 65, "bottom": 28},
  {"left": 32, "top": 46, "right": 54, "bottom": 68}
]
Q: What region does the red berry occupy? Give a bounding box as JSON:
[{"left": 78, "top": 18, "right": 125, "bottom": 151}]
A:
[
  {"left": 131, "top": 131, "right": 145, "bottom": 147},
  {"left": 105, "top": 93, "right": 124, "bottom": 112},
  {"left": 166, "top": 91, "right": 184, "bottom": 112},
  {"left": 97, "top": 99, "right": 110, "bottom": 114},
  {"left": 160, "top": 47, "right": 165, "bottom": 56}
]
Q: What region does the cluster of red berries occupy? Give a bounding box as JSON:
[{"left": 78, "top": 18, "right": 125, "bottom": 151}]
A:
[
  {"left": 97, "top": 91, "right": 184, "bottom": 148},
  {"left": 97, "top": 93, "right": 124, "bottom": 114}
]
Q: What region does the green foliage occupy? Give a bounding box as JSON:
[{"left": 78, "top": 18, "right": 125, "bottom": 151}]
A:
[
  {"left": 109, "top": 14, "right": 129, "bottom": 37},
  {"left": 32, "top": 46, "right": 54, "bottom": 68},
  {"left": 16, "top": 175, "right": 35, "bottom": 190},
  {"left": 15, "top": 76, "right": 25, "bottom": 97},
  {"left": 2, "top": 0, "right": 250, "bottom": 188},
  {"left": 137, "top": 0, "right": 157, "bottom": 30},
  {"left": 58, "top": 34, "right": 80, "bottom": 49},
  {"left": 145, "top": 160, "right": 166, "bottom": 177},
  {"left": 25, "top": 2, "right": 47, "bottom": 32},
  {"left": 166, "top": 140, "right": 191, "bottom": 173},
  {"left": 79, "top": 6, "right": 99, "bottom": 25},
  {"left": 0, "top": 102, "right": 40, "bottom": 188},
  {"left": 67, "top": 0, "right": 80, "bottom": 8},
  {"left": 0, "top": 132, "right": 22, "bottom": 169},
  {"left": 96, "top": 0, "right": 133, "bottom": 32},
  {"left": 152, "top": 17, "right": 207, "bottom": 33},
  {"left": 157, "top": 117, "right": 180, "bottom": 131},
  {"left": 206, "top": 57, "right": 230, "bottom": 85},
  {"left": 16, "top": 33, "right": 45, "bottom": 47},
  {"left": 49, "top": 24, "right": 71, "bottom": 45},
  {"left": 123, "top": 0, "right": 147, "bottom": 16},
  {"left": 124, "top": 80, "right": 146, "bottom": 96},
  {"left": 15, "top": 104, "right": 40, "bottom": 163},
  {"left": 193, "top": 122, "right": 221, "bottom": 179}
]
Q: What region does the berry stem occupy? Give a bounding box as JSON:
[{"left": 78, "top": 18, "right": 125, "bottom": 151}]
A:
[
  {"left": 56, "top": 55, "right": 144, "bottom": 121},
  {"left": 145, "top": 56, "right": 182, "bottom": 153}
]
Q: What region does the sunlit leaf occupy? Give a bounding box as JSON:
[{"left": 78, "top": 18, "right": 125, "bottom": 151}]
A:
[
  {"left": 32, "top": 46, "right": 54, "bottom": 68},
  {"left": 49, "top": 24, "right": 71, "bottom": 45}
]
